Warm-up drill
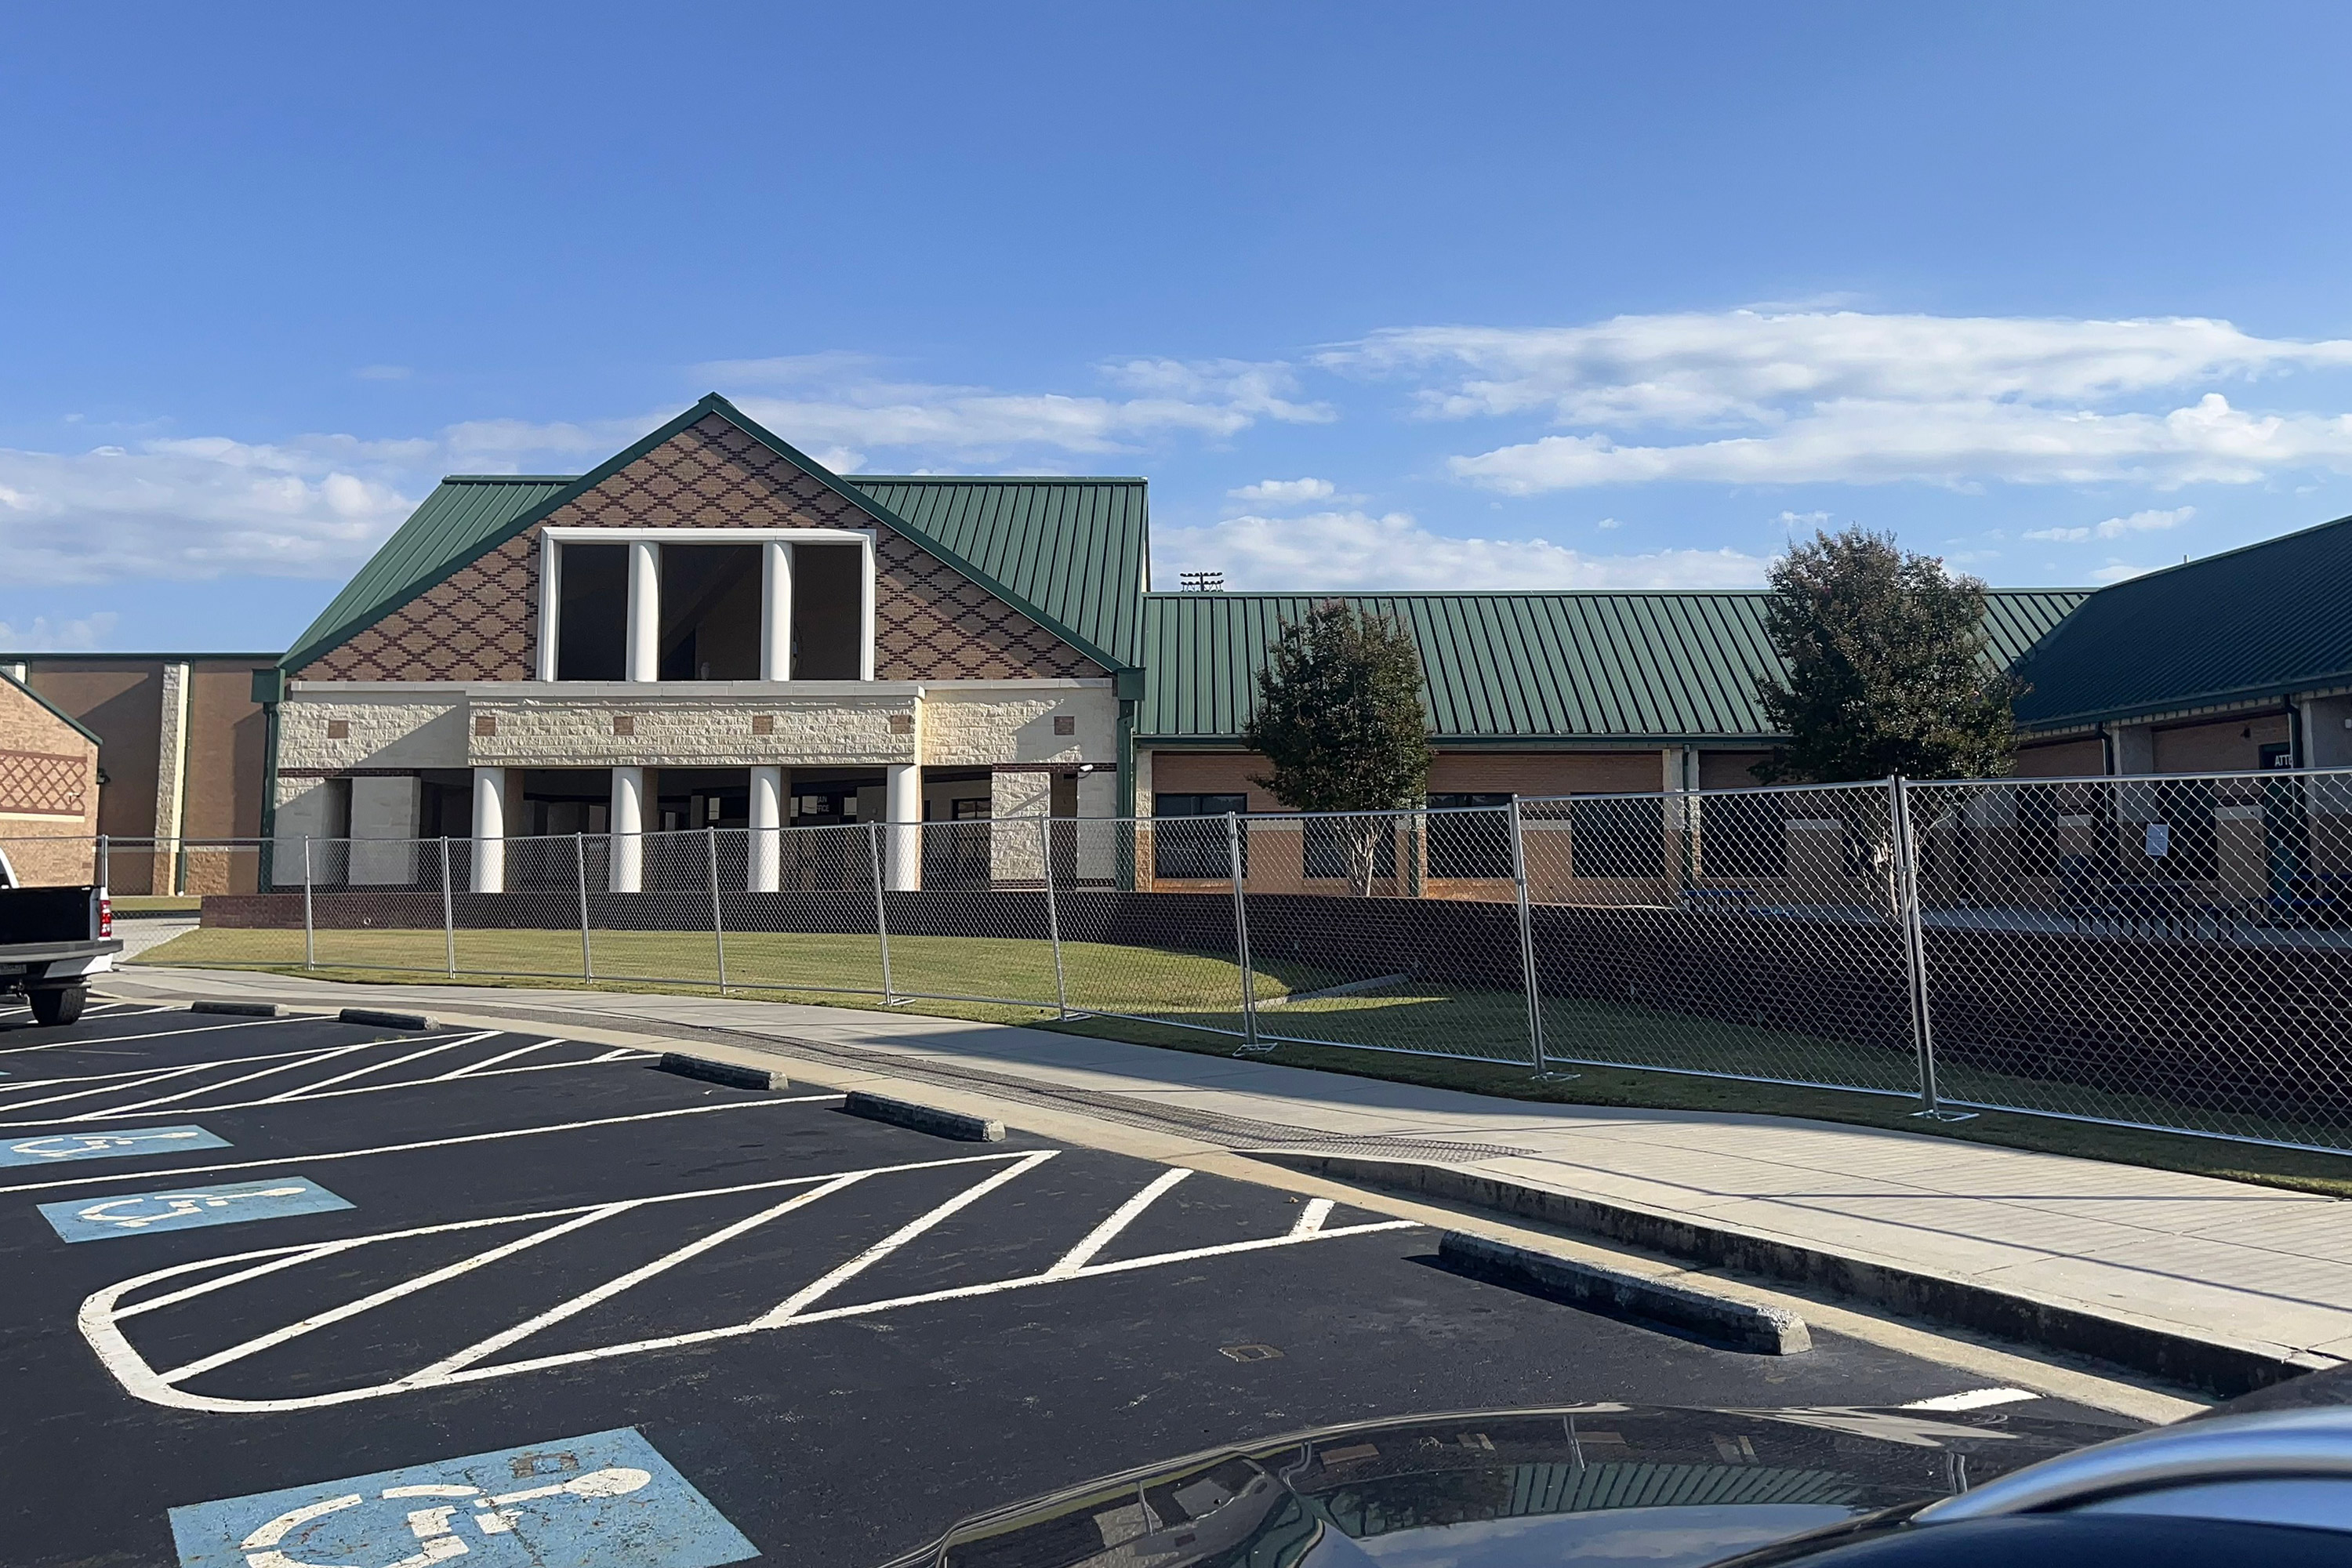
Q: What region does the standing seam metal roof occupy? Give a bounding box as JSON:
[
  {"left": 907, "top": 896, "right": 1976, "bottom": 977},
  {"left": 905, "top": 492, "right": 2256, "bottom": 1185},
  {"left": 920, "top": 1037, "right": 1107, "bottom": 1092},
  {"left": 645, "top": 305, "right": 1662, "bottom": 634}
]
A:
[
  {"left": 1136, "top": 589, "right": 2089, "bottom": 742},
  {"left": 2011, "top": 512, "right": 2352, "bottom": 728},
  {"left": 280, "top": 399, "right": 1152, "bottom": 674}
]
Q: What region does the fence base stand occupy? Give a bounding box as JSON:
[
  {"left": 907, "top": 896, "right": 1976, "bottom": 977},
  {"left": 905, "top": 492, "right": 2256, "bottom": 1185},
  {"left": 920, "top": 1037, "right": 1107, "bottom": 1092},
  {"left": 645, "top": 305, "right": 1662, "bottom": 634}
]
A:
[
  {"left": 1231, "top": 1041, "right": 1279, "bottom": 1057},
  {"left": 1530, "top": 1070, "right": 1582, "bottom": 1083},
  {"left": 1910, "top": 1108, "right": 1979, "bottom": 1123}
]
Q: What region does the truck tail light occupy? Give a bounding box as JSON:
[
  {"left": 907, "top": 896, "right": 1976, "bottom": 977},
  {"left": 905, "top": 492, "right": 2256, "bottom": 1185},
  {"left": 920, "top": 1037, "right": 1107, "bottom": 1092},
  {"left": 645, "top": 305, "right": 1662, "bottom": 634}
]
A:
[{"left": 99, "top": 897, "right": 113, "bottom": 938}]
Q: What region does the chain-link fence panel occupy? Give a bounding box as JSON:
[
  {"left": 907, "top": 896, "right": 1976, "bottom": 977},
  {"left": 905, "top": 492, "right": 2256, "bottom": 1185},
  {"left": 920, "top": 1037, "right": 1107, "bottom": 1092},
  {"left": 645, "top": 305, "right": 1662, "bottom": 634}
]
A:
[
  {"left": 1228, "top": 808, "right": 1537, "bottom": 1065},
  {"left": 841, "top": 816, "right": 1065, "bottom": 1009},
  {"left": 297, "top": 834, "right": 452, "bottom": 977},
  {"left": 1058, "top": 815, "right": 1253, "bottom": 1036},
  {"left": 1907, "top": 769, "right": 2352, "bottom": 1149},
  {"left": 1515, "top": 782, "right": 1923, "bottom": 1095},
  {"left": 721, "top": 820, "right": 887, "bottom": 1000}
]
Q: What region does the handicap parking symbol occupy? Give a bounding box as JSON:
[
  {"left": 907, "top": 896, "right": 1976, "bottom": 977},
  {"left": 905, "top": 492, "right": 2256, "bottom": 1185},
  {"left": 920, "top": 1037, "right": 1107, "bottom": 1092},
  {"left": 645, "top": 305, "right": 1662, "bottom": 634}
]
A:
[
  {"left": 38, "top": 1174, "right": 350, "bottom": 1242},
  {"left": 167, "top": 1428, "right": 757, "bottom": 1568},
  {"left": 0, "top": 1123, "right": 230, "bottom": 1168}
]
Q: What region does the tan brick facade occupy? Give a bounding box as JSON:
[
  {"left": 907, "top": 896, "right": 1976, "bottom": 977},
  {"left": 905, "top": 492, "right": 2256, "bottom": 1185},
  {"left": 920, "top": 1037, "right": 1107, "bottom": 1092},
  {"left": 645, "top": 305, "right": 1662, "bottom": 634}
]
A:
[
  {"left": 0, "top": 677, "right": 101, "bottom": 885},
  {"left": 297, "top": 414, "right": 1104, "bottom": 684}
]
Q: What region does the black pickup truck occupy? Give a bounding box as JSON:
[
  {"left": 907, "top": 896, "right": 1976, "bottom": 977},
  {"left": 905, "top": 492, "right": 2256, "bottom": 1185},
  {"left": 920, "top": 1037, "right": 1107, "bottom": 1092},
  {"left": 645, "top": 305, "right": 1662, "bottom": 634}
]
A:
[{"left": 0, "top": 847, "right": 120, "bottom": 1026}]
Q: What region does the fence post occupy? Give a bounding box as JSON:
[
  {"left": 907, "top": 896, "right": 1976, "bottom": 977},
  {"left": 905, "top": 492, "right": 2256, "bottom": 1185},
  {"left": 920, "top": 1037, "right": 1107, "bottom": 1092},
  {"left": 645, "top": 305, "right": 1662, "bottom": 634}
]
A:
[
  {"left": 574, "top": 833, "right": 593, "bottom": 982},
  {"left": 1891, "top": 777, "right": 1968, "bottom": 1121},
  {"left": 1509, "top": 799, "right": 1551, "bottom": 1073},
  {"left": 1040, "top": 814, "right": 1069, "bottom": 1018},
  {"left": 440, "top": 837, "right": 456, "bottom": 978},
  {"left": 870, "top": 820, "right": 895, "bottom": 1004},
  {"left": 301, "top": 836, "right": 315, "bottom": 969},
  {"left": 706, "top": 825, "right": 728, "bottom": 995},
  {"left": 1226, "top": 811, "right": 1261, "bottom": 1051}
]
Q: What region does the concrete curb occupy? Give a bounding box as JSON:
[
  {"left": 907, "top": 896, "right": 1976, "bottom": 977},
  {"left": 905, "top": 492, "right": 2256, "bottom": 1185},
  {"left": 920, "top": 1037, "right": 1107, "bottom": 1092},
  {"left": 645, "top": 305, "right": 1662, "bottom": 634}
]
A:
[
  {"left": 1252, "top": 1151, "right": 2330, "bottom": 1399},
  {"left": 657, "top": 1052, "right": 792, "bottom": 1092},
  {"left": 1439, "top": 1231, "right": 1811, "bottom": 1355},
  {"left": 190, "top": 1000, "right": 280, "bottom": 1018},
  {"left": 338, "top": 1007, "right": 435, "bottom": 1031},
  {"left": 842, "top": 1091, "right": 1006, "bottom": 1142}
]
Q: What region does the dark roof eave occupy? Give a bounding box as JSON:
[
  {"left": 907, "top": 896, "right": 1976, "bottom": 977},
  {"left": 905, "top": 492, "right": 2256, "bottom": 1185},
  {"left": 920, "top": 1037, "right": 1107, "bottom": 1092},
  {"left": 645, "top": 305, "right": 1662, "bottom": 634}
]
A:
[{"left": 2018, "top": 670, "right": 2352, "bottom": 733}]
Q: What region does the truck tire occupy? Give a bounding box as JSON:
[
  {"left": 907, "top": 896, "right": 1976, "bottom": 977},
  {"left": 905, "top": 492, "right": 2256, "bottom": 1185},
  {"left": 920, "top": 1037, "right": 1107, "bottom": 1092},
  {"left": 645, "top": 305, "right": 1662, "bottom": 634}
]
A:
[{"left": 28, "top": 986, "right": 85, "bottom": 1027}]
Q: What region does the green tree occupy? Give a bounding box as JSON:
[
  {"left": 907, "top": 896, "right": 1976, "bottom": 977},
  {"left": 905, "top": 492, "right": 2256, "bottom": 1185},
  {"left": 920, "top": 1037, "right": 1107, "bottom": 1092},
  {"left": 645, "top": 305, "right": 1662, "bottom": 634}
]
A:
[
  {"left": 1754, "top": 527, "right": 2020, "bottom": 784},
  {"left": 1243, "top": 601, "right": 1436, "bottom": 894}
]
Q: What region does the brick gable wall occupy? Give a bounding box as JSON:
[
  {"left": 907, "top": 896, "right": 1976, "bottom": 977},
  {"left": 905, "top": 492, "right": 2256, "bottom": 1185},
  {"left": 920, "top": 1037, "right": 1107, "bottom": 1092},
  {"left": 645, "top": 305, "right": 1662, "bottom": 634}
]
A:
[{"left": 297, "top": 415, "right": 1106, "bottom": 683}]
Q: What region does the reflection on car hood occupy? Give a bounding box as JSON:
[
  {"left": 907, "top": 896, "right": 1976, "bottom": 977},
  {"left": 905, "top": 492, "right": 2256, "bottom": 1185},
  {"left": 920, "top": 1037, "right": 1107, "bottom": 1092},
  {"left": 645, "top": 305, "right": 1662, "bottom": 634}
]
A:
[{"left": 881, "top": 1403, "right": 2132, "bottom": 1568}]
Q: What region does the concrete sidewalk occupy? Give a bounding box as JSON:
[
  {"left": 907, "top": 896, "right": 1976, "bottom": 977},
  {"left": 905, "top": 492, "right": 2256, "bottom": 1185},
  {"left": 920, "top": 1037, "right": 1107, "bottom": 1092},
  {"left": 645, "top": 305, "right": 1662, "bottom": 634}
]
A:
[{"left": 99, "top": 965, "right": 2352, "bottom": 1394}]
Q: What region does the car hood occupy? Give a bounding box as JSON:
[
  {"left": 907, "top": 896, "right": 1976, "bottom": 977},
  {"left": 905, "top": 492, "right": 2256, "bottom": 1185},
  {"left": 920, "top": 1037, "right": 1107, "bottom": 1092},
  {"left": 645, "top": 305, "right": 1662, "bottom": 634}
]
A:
[{"left": 881, "top": 1402, "right": 2134, "bottom": 1568}]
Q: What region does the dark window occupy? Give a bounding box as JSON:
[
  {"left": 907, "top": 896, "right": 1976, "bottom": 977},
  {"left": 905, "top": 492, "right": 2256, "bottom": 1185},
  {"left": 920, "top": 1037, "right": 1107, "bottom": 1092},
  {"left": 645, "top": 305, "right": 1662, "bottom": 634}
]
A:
[
  {"left": 1303, "top": 816, "right": 1400, "bottom": 880},
  {"left": 1153, "top": 793, "right": 1247, "bottom": 879},
  {"left": 1570, "top": 795, "right": 1664, "bottom": 879},
  {"left": 1699, "top": 793, "right": 1787, "bottom": 880},
  {"left": 1426, "top": 793, "right": 1515, "bottom": 878},
  {"left": 950, "top": 797, "right": 990, "bottom": 821},
  {"left": 556, "top": 543, "right": 627, "bottom": 681}
]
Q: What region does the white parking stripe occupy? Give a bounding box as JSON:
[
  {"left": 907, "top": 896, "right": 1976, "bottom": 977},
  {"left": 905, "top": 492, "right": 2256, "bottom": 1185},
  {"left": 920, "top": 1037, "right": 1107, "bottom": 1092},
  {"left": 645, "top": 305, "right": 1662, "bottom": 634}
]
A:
[
  {"left": 3, "top": 1051, "right": 656, "bottom": 1127},
  {"left": 114, "top": 1242, "right": 366, "bottom": 1320},
  {"left": 79, "top": 1149, "right": 1417, "bottom": 1414},
  {"left": 1044, "top": 1167, "right": 1191, "bottom": 1279},
  {"left": 760, "top": 1152, "right": 1059, "bottom": 1323},
  {"left": 0, "top": 1042, "right": 348, "bottom": 1092},
  {"left": 0, "top": 1058, "right": 238, "bottom": 1114},
  {"left": 1899, "top": 1387, "right": 2041, "bottom": 1411},
  {"left": 430, "top": 1039, "right": 563, "bottom": 1080},
  {"left": 1287, "top": 1198, "right": 1336, "bottom": 1238},
  {"left": 0, "top": 1015, "right": 310, "bottom": 1054},
  {"left": 0, "top": 1095, "right": 844, "bottom": 1197},
  {"left": 60, "top": 1043, "right": 383, "bottom": 1120},
  {"left": 251, "top": 1034, "right": 499, "bottom": 1103},
  {"left": 412, "top": 1174, "right": 871, "bottom": 1381},
  {"left": 158, "top": 1205, "right": 632, "bottom": 1384}
]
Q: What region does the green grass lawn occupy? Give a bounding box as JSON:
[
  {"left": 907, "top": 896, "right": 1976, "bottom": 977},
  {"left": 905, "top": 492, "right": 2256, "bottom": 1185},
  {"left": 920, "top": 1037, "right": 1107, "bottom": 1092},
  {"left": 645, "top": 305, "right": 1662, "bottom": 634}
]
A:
[{"left": 135, "top": 924, "right": 2352, "bottom": 1198}]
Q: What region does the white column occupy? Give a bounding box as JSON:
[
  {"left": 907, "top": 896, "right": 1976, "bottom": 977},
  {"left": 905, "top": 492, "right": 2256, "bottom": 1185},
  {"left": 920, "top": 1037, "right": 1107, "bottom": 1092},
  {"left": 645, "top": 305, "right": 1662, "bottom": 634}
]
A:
[
  {"left": 610, "top": 765, "right": 644, "bottom": 893},
  {"left": 761, "top": 540, "right": 793, "bottom": 681},
  {"left": 350, "top": 777, "right": 422, "bottom": 885},
  {"left": 471, "top": 767, "right": 506, "bottom": 894},
  {"left": 749, "top": 765, "right": 783, "bottom": 892},
  {"left": 859, "top": 535, "right": 877, "bottom": 681},
  {"left": 885, "top": 763, "right": 920, "bottom": 891},
  {"left": 154, "top": 661, "right": 192, "bottom": 894},
  {"left": 626, "top": 539, "right": 662, "bottom": 682}
]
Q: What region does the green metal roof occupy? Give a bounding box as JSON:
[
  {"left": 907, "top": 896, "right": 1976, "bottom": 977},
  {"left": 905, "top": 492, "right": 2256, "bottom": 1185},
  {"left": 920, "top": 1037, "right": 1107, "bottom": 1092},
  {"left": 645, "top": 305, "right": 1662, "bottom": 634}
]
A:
[
  {"left": 283, "top": 475, "right": 573, "bottom": 672},
  {"left": 280, "top": 397, "right": 1147, "bottom": 675},
  {"left": 840, "top": 476, "right": 1149, "bottom": 666},
  {"left": 2013, "top": 512, "right": 2352, "bottom": 730},
  {"left": 1137, "top": 589, "right": 2089, "bottom": 742}
]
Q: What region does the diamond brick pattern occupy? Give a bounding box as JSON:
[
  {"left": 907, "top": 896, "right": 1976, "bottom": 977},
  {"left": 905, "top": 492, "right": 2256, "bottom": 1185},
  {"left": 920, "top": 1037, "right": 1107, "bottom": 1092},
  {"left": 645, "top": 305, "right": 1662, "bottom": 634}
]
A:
[
  {"left": 0, "top": 749, "right": 88, "bottom": 817},
  {"left": 298, "top": 415, "right": 1105, "bottom": 683}
]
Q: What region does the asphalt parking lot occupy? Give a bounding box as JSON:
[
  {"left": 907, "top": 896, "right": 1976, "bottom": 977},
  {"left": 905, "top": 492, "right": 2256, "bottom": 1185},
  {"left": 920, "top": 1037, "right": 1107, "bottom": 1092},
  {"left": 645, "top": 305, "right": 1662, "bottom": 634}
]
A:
[{"left": 0, "top": 996, "right": 2135, "bottom": 1567}]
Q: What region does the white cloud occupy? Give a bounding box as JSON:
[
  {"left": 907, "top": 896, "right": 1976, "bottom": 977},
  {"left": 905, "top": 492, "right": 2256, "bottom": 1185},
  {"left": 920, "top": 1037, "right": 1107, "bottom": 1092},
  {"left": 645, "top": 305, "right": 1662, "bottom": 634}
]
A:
[
  {"left": 0, "top": 438, "right": 419, "bottom": 586},
  {"left": 1159, "top": 509, "right": 1769, "bottom": 591},
  {"left": 2024, "top": 505, "right": 2194, "bottom": 543},
  {"left": 1773, "top": 509, "right": 1832, "bottom": 529},
  {"left": 0, "top": 612, "right": 119, "bottom": 651},
  {"left": 2089, "top": 559, "right": 2158, "bottom": 583},
  {"left": 1596, "top": 517, "right": 1622, "bottom": 529},
  {"left": 711, "top": 355, "right": 1332, "bottom": 460},
  {"left": 1228, "top": 477, "right": 1337, "bottom": 504},
  {"left": 1326, "top": 310, "right": 2352, "bottom": 492}
]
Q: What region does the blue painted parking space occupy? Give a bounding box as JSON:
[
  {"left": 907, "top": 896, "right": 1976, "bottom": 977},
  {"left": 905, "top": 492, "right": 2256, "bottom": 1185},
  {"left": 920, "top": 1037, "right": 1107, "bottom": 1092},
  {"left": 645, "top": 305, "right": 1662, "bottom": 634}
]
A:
[
  {"left": 0, "top": 1124, "right": 229, "bottom": 1167},
  {"left": 40, "top": 1174, "right": 350, "bottom": 1242},
  {"left": 166, "top": 1426, "right": 757, "bottom": 1568}
]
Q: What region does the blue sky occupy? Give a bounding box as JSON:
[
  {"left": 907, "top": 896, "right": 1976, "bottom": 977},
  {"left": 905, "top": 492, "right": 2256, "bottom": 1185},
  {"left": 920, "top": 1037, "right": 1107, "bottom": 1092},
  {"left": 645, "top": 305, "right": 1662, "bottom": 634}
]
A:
[{"left": 8, "top": 2, "right": 2352, "bottom": 651}]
